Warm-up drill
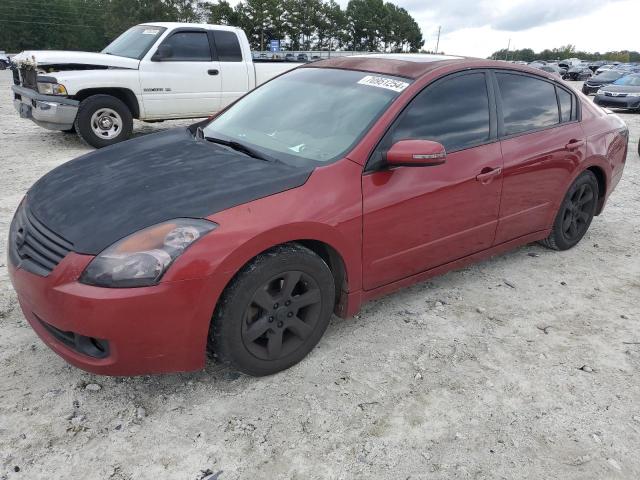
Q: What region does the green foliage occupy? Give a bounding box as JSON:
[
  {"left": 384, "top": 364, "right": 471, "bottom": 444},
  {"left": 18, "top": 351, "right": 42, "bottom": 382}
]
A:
[
  {"left": 489, "top": 44, "right": 640, "bottom": 63},
  {"left": 0, "top": 0, "right": 423, "bottom": 53}
]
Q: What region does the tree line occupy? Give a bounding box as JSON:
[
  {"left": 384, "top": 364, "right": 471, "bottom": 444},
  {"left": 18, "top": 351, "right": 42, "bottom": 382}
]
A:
[
  {"left": 489, "top": 44, "right": 640, "bottom": 63},
  {"left": 0, "top": 0, "right": 423, "bottom": 53}
]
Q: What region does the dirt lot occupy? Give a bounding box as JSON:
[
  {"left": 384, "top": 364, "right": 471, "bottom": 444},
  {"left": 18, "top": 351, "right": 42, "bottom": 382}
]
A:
[{"left": 1, "top": 70, "right": 639, "bottom": 480}]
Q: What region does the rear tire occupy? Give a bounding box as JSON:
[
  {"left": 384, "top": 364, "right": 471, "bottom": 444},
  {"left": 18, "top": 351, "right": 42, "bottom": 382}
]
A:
[
  {"left": 75, "top": 94, "right": 133, "bottom": 148},
  {"left": 209, "top": 244, "right": 335, "bottom": 376},
  {"left": 539, "top": 171, "right": 599, "bottom": 251}
]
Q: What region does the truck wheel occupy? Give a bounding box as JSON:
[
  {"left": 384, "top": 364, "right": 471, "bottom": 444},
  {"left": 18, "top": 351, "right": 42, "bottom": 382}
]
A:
[
  {"left": 75, "top": 94, "right": 133, "bottom": 148},
  {"left": 208, "top": 244, "right": 335, "bottom": 376}
]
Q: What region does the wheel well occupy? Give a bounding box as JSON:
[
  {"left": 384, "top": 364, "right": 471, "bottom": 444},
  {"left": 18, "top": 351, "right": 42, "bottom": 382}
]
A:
[
  {"left": 295, "top": 240, "right": 348, "bottom": 311},
  {"left": 218, "top": 240, "right": 349, "bottom": 319},
  {"left": 587, "top": 166, "right": 606, "bottom": 215},
  {"left": 74, "top": 88, "right": 140, "bottom": 118}
]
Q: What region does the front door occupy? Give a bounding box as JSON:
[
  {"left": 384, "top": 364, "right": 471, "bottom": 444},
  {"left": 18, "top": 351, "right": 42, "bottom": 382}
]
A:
[
  {"left": 140, "top": 29, "right": 222, "bottom": 118},
  {"left": 362, "top": 71, "right": 503, "bottom": 290}
]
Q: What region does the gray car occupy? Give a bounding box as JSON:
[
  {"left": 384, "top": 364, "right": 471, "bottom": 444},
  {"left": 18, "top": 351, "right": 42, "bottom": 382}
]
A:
[{"left": 593, "top": 74, "right": 640, "bottom": 111}]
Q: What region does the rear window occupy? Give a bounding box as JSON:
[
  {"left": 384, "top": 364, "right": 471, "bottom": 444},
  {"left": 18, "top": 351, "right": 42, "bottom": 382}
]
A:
[
  {"left": 214, "top": 31, "right": 243, "bottom": 62},
  {"left": 556, "top": 87, "right": 574, "bottom": 123},
  {"left": 497, "top": 73, "right": 559, "bottom": 136}
]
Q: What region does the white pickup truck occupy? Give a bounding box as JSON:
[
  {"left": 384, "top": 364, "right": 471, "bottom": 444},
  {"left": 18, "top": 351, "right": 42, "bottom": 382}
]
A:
[{"left": 11, "top": 23, "right": 299, "bottom": 147}]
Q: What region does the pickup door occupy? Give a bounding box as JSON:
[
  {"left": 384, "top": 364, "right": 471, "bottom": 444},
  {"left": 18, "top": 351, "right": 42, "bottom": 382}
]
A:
[{"left": 139, "top": 28, "right": 222, "bottom": 118}]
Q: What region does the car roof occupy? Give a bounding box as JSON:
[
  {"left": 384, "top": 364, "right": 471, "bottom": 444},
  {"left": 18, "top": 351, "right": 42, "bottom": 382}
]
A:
[{"left": 305, "top": 54, "right": 555, "bottom": 80}]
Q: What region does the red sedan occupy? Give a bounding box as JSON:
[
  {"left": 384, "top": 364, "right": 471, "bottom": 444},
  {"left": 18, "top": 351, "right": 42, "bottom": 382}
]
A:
[{"left": 8, "top": 55, "right": 628, "bottom": 376}]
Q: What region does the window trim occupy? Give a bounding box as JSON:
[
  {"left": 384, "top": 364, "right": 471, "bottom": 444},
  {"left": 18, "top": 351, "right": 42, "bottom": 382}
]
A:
[
  {"left": 152, "top": 28, "right": 214, "bottom": 62},
  {"left": 365, "top": 69, "right": 498, "bottom": 173},
  {"left": 208, "top": 30, "right": 243, "bottom": 63},
  {"left": 490, "top": 69, "right": 581, "bottom": 141}
]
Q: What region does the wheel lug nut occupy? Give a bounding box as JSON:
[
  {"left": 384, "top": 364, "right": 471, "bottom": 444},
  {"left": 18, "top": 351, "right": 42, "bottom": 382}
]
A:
[
  {"left": 287, "top": 312, "right": 293, "bottom": 317},
  {"left": 273, "top": 303, "right": 279, "bottom": 309},
  {"left": 277, "top": 321, "right": 283, "bottom": 328},
  {"left": 285, "top": 300, "right": 291, "bottom": 306},
  {"left": 268, "top": 316, "right": 274, "bottom": 323}
]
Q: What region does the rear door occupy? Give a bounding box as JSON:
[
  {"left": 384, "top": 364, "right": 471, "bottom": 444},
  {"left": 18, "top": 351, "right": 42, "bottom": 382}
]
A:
[
  {"left": 492, "top": 71, "right": 585, "bottom": 243},
  {"left": 139, "top": 28, "right": 222, "bottom": 118},
  {"left": 210, "top": 29, "right": 250, "bottom": 109},
  {"left": 362, "top": 71, "right": 503, "bottom": 290}
]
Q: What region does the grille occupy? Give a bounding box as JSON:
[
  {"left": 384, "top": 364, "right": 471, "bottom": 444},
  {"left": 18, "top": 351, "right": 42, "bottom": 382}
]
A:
[
  {"left": 9, "top": 204, "right": 73, "bottom": 276},
  {"left": 19, "top": 67, "right": 37, "bottom": 90}
]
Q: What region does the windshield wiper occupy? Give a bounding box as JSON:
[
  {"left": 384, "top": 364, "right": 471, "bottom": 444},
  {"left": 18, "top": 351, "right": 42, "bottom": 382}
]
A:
[{"left": 201, "top": 131, "right": 273, "bottom": 162}]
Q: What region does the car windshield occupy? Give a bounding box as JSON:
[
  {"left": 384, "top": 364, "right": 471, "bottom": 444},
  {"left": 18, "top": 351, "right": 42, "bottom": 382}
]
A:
[
  {"left": 613, "top": 75, "right": 640, "bottom": 86},
  {"left": 102, "top": 25, "right": 166, "bottom": 60},
  {"left": 203, "top": 68, "right": 409, "bottom": 165}
]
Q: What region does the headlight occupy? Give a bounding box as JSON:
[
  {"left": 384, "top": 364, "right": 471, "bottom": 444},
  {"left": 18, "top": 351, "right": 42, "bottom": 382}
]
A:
[
  {"left": 37, "top": 82, "right": 67, "bottom": 95},
  {"left": 596, "top": 89, "right": 605, "bottom": 95},
  {"left": 80, "top": 219, "right": 217, "bottom": 288}
]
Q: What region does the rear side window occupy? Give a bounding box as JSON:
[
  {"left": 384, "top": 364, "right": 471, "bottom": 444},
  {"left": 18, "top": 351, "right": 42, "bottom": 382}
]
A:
[
  {"left": 556, "top": 87, "right": 574, "bottom": 123},
  {"left": 391, "top": 72, "right": 491, "bottom": 152},
  {"left": 162, "top": 31, "right": 211, "bottom": 61},
  {"left": 496, "top": 73, "right": 559, "bottom": 135},
  {"left": 213, "top": 31, "right": 243, "bottom": 62}
]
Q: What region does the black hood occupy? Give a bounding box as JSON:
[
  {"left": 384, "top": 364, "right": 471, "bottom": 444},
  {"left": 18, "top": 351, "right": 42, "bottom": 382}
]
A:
[{"left": 26, "top": 128, "right": 313, "bottom": 255}]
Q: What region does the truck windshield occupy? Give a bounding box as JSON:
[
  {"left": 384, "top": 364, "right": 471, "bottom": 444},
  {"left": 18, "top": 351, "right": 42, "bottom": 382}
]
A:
[
  {"left": 203, "top": 68, "right": 410, "bottom": 166},
  {"left": 102, "top": 25, "right": 166, "bottom": 60}
]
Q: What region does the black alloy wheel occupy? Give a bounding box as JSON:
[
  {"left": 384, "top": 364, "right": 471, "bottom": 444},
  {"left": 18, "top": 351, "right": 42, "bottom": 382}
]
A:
[
  {"left": 241, "top": 270, "right": 322, "bottom": 361},
  {"left": 209, "top": 244, "right": 335, "bottom": 376},
  {"left": 540, "top": 170, "right": 599, "bottom": 250}
]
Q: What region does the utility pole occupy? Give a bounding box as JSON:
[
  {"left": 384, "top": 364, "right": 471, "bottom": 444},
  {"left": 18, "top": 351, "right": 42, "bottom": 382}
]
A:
[
  {"left": 435, "top": 25, "right": 441, "bottom": 54},
  {"left": 505, "top": 38, "right": 511, "bottom": 61}
]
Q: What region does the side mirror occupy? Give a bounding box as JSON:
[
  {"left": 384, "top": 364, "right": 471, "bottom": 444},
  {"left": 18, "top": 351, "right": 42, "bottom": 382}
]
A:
[
  {"left": 152, "top": 44, "right": 173, "bottom": 61},
  {"left": 385, "top": 139, "right": 446, "bottom": 167}
]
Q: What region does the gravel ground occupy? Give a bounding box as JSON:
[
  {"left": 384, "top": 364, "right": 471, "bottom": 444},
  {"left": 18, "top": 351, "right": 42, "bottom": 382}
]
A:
[{"left": 1, "top": 70, "right": 639, "bottom": 480}]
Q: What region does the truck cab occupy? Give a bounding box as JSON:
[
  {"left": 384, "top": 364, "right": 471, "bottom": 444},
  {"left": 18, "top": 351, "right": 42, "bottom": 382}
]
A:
[{"left": 11, "top": 23, "right": 298, "bottom": 148}]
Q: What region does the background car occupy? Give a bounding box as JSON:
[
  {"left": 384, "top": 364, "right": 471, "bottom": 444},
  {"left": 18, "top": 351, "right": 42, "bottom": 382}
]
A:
[
  {"left": 534, "top": 64, "right": 563, "bottom": 79},
  {"left": 582, "top": 70, "right": 625, "bottom": 95},
  {"left": 285, "top": 53, "right": 295, "bottom": 61},
  {"left": 594, "top": 73, "right": 640, "bottom": 111},
  {"left": 0, "top": 51, "right": 9, "bottom": 70},
  {"left": 565, "top": 64, "right": 593, "bottom": 80},
  {"left": 297, "top": 53, "right": 309, "bottom": 62}
]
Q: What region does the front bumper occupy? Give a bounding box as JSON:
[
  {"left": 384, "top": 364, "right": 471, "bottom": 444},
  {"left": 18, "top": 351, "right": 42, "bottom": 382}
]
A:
[
  {"left": 12, "top": 85, "right": 79, "bottom": 130},
  {"left": 582, "top": 84, "right": 602, "bottom": 95},
  {"left": 8, "top": 253, "right": 215, "bottom": 376},
  {"left": 593, "top": 94, "right": 640, "bottom": 110}
]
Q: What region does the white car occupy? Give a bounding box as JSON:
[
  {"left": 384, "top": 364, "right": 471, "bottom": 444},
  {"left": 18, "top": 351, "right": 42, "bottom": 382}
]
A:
[
  {"left": 0, "top": 51, "right": 9, "bottom": 69},
  {"left": 10, "top": 23, "right": 299, "bottom": 147}
]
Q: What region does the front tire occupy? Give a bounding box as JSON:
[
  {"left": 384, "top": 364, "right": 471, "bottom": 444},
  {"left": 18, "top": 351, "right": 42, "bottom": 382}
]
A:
[
  {"left": 540, "top": 171, "right": 599, "bottom": 250},
  {"left": 209, "top": 244, "right": 335, "bottom": 376},
  {"left": 75, "top": 94, "right": 133, "bottom": 148}
]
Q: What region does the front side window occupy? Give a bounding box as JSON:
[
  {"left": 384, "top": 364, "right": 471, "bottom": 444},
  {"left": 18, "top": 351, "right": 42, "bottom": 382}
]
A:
[
  {"left": 203, "top": 68, "right": 407, "bottom": 165},
  {"left": 213, "top": 31, "right": 243, "bottom": 62},
  {"left": 390, "top": 72, "right": 491, "bottom": 153},
  {"left": 496, "top": 73, "right": 559, "bottom": 135},
  {"left": 102, "top": 25, "right": 166, "bottom": 60},
  {"left": 161, "top": 32, "right": 211, "bottom": 61}
]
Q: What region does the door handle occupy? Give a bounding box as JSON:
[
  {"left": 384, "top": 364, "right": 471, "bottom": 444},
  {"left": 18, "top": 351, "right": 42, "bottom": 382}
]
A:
[
  {"left": 475, "top": 167, "right": 502, "bottom": 184},
  {"left": 565, "top": 139, "right": 585, "bottom": 150},
  {"left": 207, "top": 69, "right": 219, "bottom": 76}
]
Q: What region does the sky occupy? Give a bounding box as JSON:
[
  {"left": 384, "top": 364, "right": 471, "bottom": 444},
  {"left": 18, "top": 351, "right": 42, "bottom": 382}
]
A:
[
  {"left": 228, "top": 0, "right": 639, "bottom": 57},
  {"left": 400, "top": 0, "right": 640, "bottom": 57}
]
